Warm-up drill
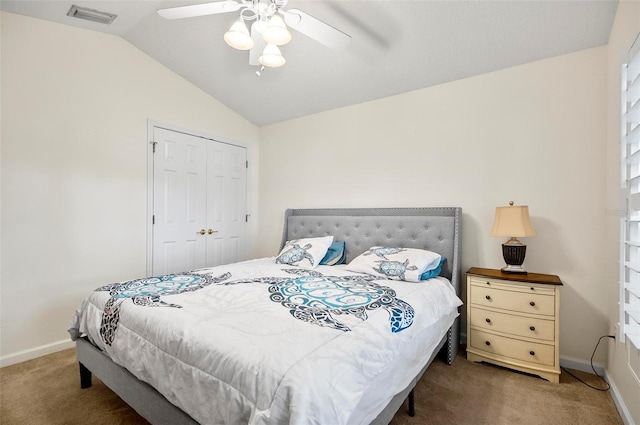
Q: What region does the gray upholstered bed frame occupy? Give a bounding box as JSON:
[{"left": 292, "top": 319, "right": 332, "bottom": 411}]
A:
[{"left": 76, "top": 207, "right": 462, "bottom": 425}]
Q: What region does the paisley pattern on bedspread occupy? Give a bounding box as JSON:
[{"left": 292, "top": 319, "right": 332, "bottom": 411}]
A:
[
  {"left": 96, "top": 272, "right": 231, "bottom": 345},
  {"left": 269, "top": 275, "right": 414, "bottom": 332},
  {"left": 95, "top": 267, "right": 415, "bottom": 345},
  {"left": 224, "top": 268, "right": 415, "bottom": 333}
]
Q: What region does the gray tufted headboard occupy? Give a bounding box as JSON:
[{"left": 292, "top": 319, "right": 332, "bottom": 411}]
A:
[
  {"left": 279, "top": 207, "right": 462, "bottom": 364},
  {"left": 280, "top": 207, "right": 461, "bottom": 291}
]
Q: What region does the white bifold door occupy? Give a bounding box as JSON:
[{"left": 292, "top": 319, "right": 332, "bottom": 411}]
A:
[{"left": 152, "top": 127, "right": 248, "bottom": 276}]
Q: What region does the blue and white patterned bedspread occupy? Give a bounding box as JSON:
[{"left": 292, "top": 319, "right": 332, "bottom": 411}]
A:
[{"left": 69, "top": 257, "right": 462, "bottom": 425}]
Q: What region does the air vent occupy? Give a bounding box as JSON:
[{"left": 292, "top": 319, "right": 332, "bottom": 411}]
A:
[{"left": 67, "top": 5, "right": 117, "bottom": 25}]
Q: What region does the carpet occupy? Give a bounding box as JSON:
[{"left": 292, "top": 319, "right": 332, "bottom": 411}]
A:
[{"left": 0, "top": 347, "right": 623, "bottom": 425}]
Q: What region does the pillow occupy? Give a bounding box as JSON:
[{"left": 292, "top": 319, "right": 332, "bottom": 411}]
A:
[
  {"left": 345, "top": 246, "right": 442, "bottom": 282},
  {"left": 320, "top": 241, "right": 346, "bottom": 266},
  {"left": 419, "top": 257, "right": 446, "bottom": 280},
  {"left": 276, "top": 236, "right": 334, "bottom": 268}
]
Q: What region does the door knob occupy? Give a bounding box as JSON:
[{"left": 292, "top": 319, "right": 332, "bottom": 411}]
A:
[
  {"left": 198, "top": 229, "right": 206, "bottom": 235},
  {"left": 208, "top": 229, "right": 218, "bottom": 235}
]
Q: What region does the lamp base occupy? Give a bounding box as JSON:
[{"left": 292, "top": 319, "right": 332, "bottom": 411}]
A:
[
  {"left": 501, "top": 264, "right": 528, "bottom": 274},
  {"left": 501, "top": 239, "right": 528, "bottom": 274}
]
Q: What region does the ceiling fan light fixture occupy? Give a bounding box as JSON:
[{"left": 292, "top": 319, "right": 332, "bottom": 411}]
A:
[
  {"left": 224, "top": 19, "right": 254, "bottom": 50},
  {"left": 261, "top": 14, "right": 292, "bottom": 45},
  {"left": 259, "top": 44, "right": 286, "bottom": 68},
  {"left": 157, "top": 0, "right": 352, "bottom": 72}
]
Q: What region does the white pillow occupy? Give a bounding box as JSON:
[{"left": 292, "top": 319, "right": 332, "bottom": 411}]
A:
[
  {"left": 276, "top": 236, "right": 334, "bottom": 269},
  {"left": 345, "top": 246, "right": 442, "bottom": 282}
]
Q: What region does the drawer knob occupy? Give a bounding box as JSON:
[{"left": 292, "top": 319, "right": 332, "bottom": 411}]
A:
[
  {"left": 530, "top": 287, "right": 535, "bottom": 291},
  {"left": 529, "top": 351, "right": 536, "bottom": 356},
  {"left": 529, "top": 326, "right": 536, "bottom": 331},
  {"left": 485, "top": 318, "right": 491, "bottom": 323},
  {"left": 485, "top": 295, "right": 492, "bottom": 300},
  {"left": 485, "top": 341, "right": 491, "bottom": 346},
  {"left": 486, "top": 281, "right": 491, "bottom": 285},
  {"left": 529, "top": 301, "right": 536, "bottom": 307}
]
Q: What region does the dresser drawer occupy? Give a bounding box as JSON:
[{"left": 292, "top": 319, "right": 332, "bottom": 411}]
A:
[
  {"left": 469, "top": 329, "right": 555, "bottom": 367},
  {"left": 470, "top": 285, "right": 555, "bottom": 316},
  {"left": 469, "top": 277, "right": 555, "bottom": 295},
  {"left": 469, "top": 306, "right": 555, "bottom": 341}
]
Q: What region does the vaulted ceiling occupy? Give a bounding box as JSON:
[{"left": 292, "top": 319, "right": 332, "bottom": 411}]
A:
[{"left": 1, "top": 0, "right": 619, "bottom": 126}]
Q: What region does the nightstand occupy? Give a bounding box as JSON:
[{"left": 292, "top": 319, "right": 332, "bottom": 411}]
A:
[{"left": 466, "top": 267, "right": 562, "bottom": 383}]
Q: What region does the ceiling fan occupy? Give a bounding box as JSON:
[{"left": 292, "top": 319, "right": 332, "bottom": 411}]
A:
[{"left": 157, "top": 0, "right": 351, "bottom": 72}]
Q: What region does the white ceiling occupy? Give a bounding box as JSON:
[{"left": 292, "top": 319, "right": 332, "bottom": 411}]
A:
[{"left": 1, "top": 0, "right": 619, "bottom": 126}]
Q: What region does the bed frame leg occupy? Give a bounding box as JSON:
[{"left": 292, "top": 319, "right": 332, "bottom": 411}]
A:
[
  {"left": 407, "top": 389, "right": 415, "bottom": 417},
  {"left": 79, "top": 362, "right": 92, "bottom": 389}
]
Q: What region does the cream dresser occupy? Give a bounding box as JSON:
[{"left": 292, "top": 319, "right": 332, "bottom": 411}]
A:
[{"left": 466, "top": 267, "right": 562, "bottom": 383}]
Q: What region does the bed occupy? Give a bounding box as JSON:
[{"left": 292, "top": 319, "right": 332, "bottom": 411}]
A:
[{"left": 69, "top": 207, "right": 462, "bottom": 425}]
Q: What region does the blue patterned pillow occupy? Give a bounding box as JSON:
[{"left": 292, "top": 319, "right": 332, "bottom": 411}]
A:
[
  {"left": 419, "top": 257, "right": 446, "bottom": 280},
  {"left": 345, "top": 247, "right": 442, "bottom": 282},
  {"left": 320, "top": 241, "right": 346, "bottom": 265},
  {"left": 276, "top": 236, "right": 334, "bottom": 268}
]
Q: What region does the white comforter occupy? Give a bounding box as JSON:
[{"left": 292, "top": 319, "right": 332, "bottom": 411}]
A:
[{"left": 69, "top": 258, "right": 462, "bottom": 425}]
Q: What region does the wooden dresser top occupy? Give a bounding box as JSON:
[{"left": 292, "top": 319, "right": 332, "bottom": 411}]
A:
[{"left": 466, "top": 267, "right": 563, "bottom": 286}]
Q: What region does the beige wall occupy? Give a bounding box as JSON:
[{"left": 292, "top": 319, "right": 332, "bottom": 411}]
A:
[
  {"left": 606, "top": 2, "right": 640, "bottom": 424},
  {"left": 259, "top": 47, "right": 608, "bottom": 365},
  {"left": 0, "top": 12, "right": 260, "bottom": 360}
]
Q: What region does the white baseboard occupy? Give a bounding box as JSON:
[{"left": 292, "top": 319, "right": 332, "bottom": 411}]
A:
[
  {"left": 559, "top": 355, "right": 605, "bottom": 376},
  {"left": 605, "top": 372, "right": 637, "bottom": 425},
  {"left": 0, "top": 339, "right": 74, "bottom": 368}
]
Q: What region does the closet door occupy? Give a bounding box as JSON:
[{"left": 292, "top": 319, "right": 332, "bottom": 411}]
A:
[
  {"left": 152, "top": 127, "right": 249, "bottom": 275},
  {"left": 206, "top": 142, "right": 248, "bottom": 266},
  {"left": 152, "top": 127, "right": 207, "bottom": 275}
]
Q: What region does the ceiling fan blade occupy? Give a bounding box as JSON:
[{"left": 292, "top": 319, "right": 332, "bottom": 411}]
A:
[
  {"left": 157, "top": 1, "right": 242, "bottom": 20},
  {"left": 249, "top": 22, "right": 267, "bottom": 66},
  {"left": 283, "top": 9, "right": 351, "bottom": 50}
]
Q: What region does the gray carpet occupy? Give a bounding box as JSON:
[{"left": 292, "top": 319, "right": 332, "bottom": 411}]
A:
[{"left": 0, "top": 347, "right": 623, "bottom": 425}]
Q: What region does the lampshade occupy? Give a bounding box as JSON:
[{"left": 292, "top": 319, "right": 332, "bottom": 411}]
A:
[
  {"left": 261, "top": 14, "right": 292, "bottom": 46},
  {"left": 259, "top": 44, "right": 286, "bottom": 68},
  {"left": 490, "top": 205, "right": 536, "bottom": 238},
  {"left": 224, "top": 19, "right": 254, "bottom": 50}
]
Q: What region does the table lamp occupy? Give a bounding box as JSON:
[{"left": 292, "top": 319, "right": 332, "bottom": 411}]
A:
[{"left": 490, "top": 201, "right": 536, "bottom": 274}]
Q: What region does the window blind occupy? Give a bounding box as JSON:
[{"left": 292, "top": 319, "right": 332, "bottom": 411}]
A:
[{"left": 621, "top": 33, "right": 640, "bottom": 350}]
